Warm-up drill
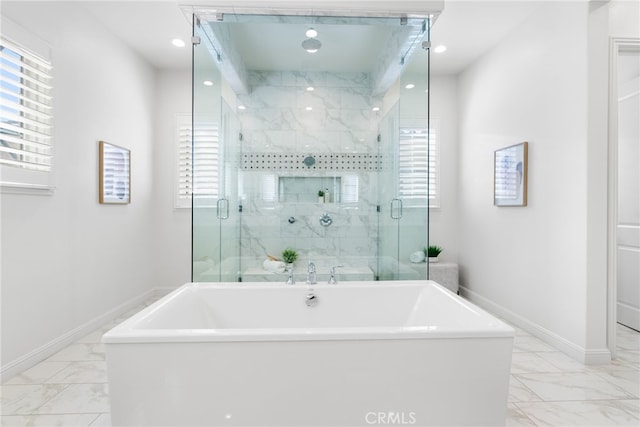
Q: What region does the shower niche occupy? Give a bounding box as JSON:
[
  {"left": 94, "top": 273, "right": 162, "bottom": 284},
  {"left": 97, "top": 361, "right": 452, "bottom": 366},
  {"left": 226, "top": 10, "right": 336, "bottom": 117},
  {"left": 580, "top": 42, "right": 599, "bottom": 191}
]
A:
[
  {"left": 278, "top": 176, "right": 342, "bottom": 204},
  {"left": 191, "top": 9, "right": 433, "bottom": 283}
]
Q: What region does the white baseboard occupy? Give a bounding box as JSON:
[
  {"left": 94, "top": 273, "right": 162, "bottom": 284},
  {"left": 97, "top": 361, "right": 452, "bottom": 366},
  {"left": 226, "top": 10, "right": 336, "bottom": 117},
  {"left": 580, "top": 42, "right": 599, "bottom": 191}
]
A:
[
  {"left": 153, "top": 287, "right": 178, "bottom": 297},
  {"left": 459, "top": 286, "right": 611, "bottom": 365},
  {"left": 0, "top": 288, "right": 159, "bottom": 383}
]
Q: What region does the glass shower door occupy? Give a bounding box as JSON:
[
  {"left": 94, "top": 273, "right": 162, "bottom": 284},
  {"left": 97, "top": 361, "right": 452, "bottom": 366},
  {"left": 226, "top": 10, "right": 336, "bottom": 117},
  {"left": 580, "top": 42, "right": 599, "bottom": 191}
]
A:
[
  {"left": 218, "top": 101, "right": 241, "bottom": 281},
  {"left": 376, "top": 22, "right": 431, "bottom": 281},
  {"left": 377, "top": 103, "right": 401, "bottom": 280},
  {"left": 191, "top": 19, "right": 240, "bottom": 282}
]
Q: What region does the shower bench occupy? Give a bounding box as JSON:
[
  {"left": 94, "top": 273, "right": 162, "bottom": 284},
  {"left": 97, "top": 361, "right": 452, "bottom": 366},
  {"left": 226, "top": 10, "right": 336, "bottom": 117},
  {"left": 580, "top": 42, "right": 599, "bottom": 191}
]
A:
[{"left": 428, "top": 262, "right": 459, "bottom": 294}]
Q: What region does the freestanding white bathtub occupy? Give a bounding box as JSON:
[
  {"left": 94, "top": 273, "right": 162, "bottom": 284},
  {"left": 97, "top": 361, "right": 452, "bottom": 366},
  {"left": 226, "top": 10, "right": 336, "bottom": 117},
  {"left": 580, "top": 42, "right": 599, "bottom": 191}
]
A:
[{"left": 103, "top": 281, "right": 514, "bottom": 426}]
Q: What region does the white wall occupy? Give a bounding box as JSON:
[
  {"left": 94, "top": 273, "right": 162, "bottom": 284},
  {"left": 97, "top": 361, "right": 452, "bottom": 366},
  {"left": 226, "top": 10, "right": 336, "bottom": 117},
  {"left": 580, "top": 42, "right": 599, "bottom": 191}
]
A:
[
  {"left": 428, "top": 76, "right": 459, "bottom": 263},
  {"left": 0, "top": 2, "right": 159, "bottom": 377},
  {"left": 457, "top": 1, "right": 610, "bottom": 362},
  {"left": 610, "top": 0, "right": 640, "bottom": 38},
  {"left": 153, "top": 70, "right": 192, "bottom": 287}
]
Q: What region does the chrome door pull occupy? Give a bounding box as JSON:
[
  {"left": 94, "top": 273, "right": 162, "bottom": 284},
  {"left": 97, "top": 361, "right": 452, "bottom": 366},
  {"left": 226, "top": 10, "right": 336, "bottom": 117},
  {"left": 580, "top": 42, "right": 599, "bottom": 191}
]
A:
[
  {"left": 217, "top": 198, "right": 230, "bottom": 219},
  {"left": 390, "top": 198, "right": 403, "bottom": 219}
]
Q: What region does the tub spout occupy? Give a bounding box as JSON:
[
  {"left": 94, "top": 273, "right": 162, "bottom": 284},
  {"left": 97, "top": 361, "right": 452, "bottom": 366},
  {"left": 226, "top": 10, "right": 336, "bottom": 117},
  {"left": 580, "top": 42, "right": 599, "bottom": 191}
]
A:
[
  {"left": 306, "top": 261, "right": 317, "bottom": 285},
  {"left": 305, "top": 292, "right": 318, "bottom": 307}
]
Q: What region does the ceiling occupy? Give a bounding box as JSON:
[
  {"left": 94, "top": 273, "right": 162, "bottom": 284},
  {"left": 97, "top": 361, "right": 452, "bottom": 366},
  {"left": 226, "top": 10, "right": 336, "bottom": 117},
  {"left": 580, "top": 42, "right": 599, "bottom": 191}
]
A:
[
  {"left": 80, "top": 1, "right": 193, "bottom": 70},
  {"left": 81, "top": 1, "right": 543, "bottom": 76},
  {"left": 228, "top": 21, "right": 399, "bottom": 73}
]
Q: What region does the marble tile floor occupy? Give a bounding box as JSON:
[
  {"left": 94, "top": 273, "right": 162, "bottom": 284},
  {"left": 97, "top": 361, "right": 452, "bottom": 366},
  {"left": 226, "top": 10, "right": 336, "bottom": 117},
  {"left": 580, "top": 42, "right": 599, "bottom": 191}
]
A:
[
  {"left": 506, "top": 322, "right": 639, "bottom": 426},
  {"left": 1, "top": 297, "right": 638, "bottom": 427}
]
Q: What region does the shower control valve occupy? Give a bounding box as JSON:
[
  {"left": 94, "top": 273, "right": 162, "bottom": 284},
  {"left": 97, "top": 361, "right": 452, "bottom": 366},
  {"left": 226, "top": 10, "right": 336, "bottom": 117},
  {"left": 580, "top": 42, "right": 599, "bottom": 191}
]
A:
[{"left": 319, "top": 212, "right": 333, "bottom": 227}]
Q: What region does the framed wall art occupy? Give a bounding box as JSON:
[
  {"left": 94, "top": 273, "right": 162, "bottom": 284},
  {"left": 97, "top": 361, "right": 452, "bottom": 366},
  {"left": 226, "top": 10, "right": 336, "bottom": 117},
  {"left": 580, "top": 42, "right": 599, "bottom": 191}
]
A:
[
  {"left": 99, "top": 141, "right": 130, "bottom": 204},
  {"left": 494, "top": 142, "right": 528, "bottom": 207}
]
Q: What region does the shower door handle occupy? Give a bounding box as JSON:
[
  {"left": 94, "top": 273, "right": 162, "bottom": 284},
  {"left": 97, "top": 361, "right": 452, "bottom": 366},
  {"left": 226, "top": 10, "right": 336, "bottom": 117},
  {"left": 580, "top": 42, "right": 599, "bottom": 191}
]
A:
[
  {"left": 217, "top": 198, "right": 230, "bottom": 220},
  {"left": 390, "top": 198, "right": 403, "bottom": 220}
]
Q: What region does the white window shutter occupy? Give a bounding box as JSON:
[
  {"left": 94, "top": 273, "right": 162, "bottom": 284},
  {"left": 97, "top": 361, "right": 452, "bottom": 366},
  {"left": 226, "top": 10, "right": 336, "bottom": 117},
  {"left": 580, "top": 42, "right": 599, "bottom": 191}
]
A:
[
  {"left": 342, "top": 174, "right": 359, "bottom": 203},
  {"left": 398, "top": 125, "right": 439, "bottom": 208},
  {"left": 175, "top": 115, "right": 219, "bottom": 208},
  {"left": 0, "top": 35, "right": 53, "bottom": 192},
  {"left": 260, "top": 173, "right": 276, "bottom": 202}
]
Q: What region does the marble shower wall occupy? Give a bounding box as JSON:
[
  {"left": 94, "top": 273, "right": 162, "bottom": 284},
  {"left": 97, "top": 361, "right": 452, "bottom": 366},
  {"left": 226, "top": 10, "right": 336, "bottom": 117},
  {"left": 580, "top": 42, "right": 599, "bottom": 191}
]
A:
[{"left": 237, "top": 70, "right": 383, "bottom": 271}]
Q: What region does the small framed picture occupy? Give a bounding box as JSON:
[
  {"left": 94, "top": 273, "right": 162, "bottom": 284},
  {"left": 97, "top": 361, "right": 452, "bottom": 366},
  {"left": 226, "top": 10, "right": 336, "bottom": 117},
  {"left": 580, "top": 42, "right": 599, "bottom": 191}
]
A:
[
  {"left": 99, "top": 141, "right": 130, "bottom": 204},
  {"left": 494, "top": 142, "right": 528, "bottom": 207}
]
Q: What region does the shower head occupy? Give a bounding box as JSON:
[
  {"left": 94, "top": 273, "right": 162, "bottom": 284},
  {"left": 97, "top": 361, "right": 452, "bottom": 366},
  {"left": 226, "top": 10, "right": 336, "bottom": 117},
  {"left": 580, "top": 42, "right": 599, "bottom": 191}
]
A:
[{"left": 301, "top": 37, "right": 322, "bottom": 53}]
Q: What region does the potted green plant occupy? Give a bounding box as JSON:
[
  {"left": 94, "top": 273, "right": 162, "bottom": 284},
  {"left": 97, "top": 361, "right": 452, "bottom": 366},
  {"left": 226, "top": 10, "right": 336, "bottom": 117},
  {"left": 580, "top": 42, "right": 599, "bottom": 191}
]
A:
[
  {"left": 281, "top": 248, "right": 298, "bottom": 266},
  {"left": 425, "top": 245, "right": 443, "bottom": 263},
  {"left": 317, "top": 190, "right": 325, "bottom": 203}
]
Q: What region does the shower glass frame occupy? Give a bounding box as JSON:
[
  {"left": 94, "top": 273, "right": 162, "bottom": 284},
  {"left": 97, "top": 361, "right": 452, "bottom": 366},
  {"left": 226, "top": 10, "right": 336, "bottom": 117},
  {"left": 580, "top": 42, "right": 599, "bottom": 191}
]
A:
[{"left": 191, "top": 11, "right": 432, "bottom": 283}]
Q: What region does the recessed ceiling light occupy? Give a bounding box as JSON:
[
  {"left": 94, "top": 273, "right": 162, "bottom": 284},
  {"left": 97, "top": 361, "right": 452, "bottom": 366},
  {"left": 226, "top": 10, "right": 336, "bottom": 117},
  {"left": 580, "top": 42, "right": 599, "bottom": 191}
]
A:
[
  {"left": 305, "top": 106, "right": 313, "bottom": 111},
  {"left": 171, "top": 38, "right": 185, "bottom": 48},
  {"left": 306, "top": 86, "right": 315, "bottom": 92},
  {"left": 238, "top": 105, "right": 246, "bottom": 110},
  {"left": 434, "top": 45, "right": 447, "bottom": 53},
  {"left": 405, "top": 83, "right": 415, "bottom": 89},
  {"left": 203, "top": 80, "right": 213, "bottom": 86},
  {"left": 372, "top": 107, "right": 380, "bottom": 112},
  {"left": 305, "top": 28, "right": 318, "bottom": 38}
]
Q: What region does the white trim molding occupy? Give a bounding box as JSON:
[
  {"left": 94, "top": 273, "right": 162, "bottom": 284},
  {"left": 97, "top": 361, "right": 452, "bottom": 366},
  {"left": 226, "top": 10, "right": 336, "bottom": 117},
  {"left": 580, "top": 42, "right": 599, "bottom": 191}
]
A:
[
  {"left": 0, "top": 182, "right": 55, "bottom": 195},
  {"left": 460, "top": 286, "right": 611, "bottom": 365},
  {"left": 607, "top": 36, "right": 640, "bottom": 358},
  {"left": 0, "top": 288, "right": 171, "bottom": 383}
]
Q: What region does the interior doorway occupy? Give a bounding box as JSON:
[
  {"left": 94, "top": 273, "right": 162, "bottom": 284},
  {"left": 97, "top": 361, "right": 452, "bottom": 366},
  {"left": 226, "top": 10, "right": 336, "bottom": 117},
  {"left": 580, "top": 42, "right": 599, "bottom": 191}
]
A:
[
  {"left": 609, "top": 38, "right": 640, "bottom": 356},
  {"left": 615, "top": 44, "right": 640, "bottom": 331}
]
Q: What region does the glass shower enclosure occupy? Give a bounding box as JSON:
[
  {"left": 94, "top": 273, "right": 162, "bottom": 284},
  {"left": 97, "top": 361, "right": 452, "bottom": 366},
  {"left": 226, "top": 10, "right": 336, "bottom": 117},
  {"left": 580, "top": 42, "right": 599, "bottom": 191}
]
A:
[{"left": 191, "top": 11, "right": 432, "bottom": 283}]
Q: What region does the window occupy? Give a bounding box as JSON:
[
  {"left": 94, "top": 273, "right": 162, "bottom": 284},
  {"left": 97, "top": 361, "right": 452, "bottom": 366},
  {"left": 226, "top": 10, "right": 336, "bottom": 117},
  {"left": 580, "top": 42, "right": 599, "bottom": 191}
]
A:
[
  {"left": 0, "top": 35, "right": 53, "bottom": 191},
  {"left": 175, "top": 115, "right": 219, "bottom": 208},
  {"left": 342, "top": 174, "right": 359, "bottom": 203},
  {"left": 261, "top": 173, "right": 277, "bottom": 202},
  {"left": 398, "top": 124, "right": 439, "bottom": 208}
]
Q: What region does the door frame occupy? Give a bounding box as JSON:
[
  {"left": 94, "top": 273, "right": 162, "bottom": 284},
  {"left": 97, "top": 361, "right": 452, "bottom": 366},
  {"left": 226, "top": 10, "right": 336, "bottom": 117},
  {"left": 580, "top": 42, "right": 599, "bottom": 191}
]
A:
[{"left": 607, "top": 37, "right": 640, "bottom": 357}]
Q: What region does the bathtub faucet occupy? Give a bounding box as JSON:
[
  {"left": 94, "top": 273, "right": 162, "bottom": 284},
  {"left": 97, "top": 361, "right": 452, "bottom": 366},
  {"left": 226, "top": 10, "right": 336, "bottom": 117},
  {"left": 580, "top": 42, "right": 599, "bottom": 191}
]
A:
[
  {"left": 285, "top": 264, "right": 295, "bottom": 285},
  {"left": 328, "top": 264, "right": 344, "bottom": 284},
  {"left": 306, "top": 261, "right": 317, "bottom": 285}
]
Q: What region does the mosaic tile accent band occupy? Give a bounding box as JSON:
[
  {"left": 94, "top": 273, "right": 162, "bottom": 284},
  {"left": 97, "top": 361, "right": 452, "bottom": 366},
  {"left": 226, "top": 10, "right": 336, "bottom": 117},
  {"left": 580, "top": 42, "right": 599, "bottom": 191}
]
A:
[{"left": 241, "top": 153, "right": 383, "bottom": 171}]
